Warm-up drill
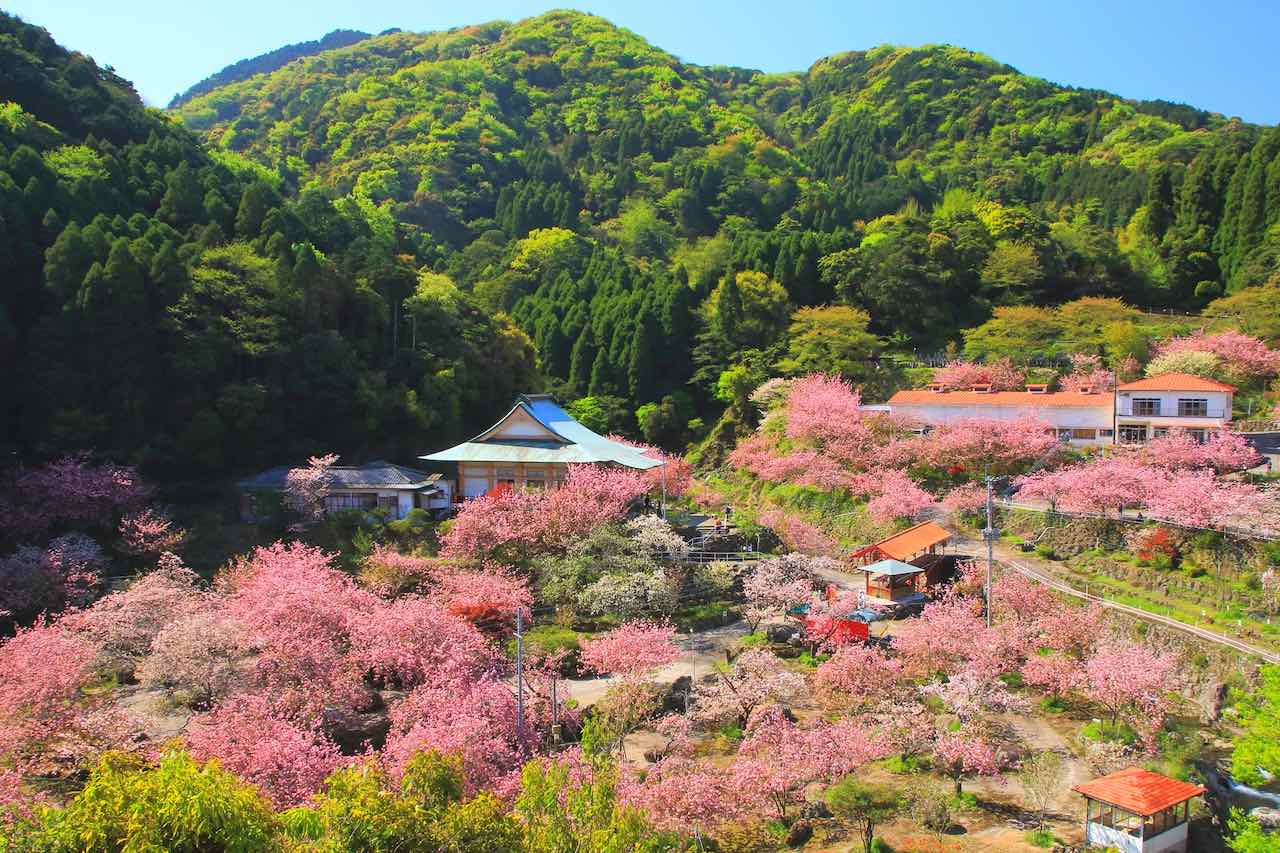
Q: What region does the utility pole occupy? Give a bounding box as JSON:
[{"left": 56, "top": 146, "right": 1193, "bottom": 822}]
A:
[
  {"left": 983, "top": 472, "right": 999, "bottom": 628},
  {"left": 515, "top": 608, "right": 525, "bottom": 750},
  {"left": 660, "top": 462, "right": 667, "bottom": 520},
  {"left": 550, "top": 676, "right": 560, "bottom": 745}
]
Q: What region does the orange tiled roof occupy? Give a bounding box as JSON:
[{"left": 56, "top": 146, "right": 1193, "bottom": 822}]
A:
[
  {"left": 1072, "top": 767, "right": 1205, "bottom": 816},
  {"left": 1117, "top": 372, "right": 1237, "bottom": 393},
  {"left": 856, "top": 521, "right": 952, "bottom": 561},
  {"left": 887, "top": 390, "right": 1112, "bottom": 408}
]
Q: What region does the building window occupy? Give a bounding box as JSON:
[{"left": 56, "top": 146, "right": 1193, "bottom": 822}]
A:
[
  {"left": 377, "top": 495, "right": 397, "bottom": 512},
  {"left": 1152, "top": 427, "right": 1169, "bottom": 438},
  {"left": 1132, "top": 398, "right": 1161, "bottom": 416},
  {"left": 324, "top": 493, "right": 377, "bottom": 512},
  {"left": 1070, "top": 428, "right": 1097, "bottom": 440},
  {"left": 1177, "top": 398, "right": 1208, "bottom": 417},
  {"left": 1118, "top": 425, "right": 1147, "bottom": 443},
  {"left": 523, "top": 470, "right": 547, "bottom": 490},
  {"left": 1099, "top": 429, "right": 1114, "bottom": 438},
  {"left": 1188, "top": 428, "right": 1208, "bottom": 443},
  {"left": 1056, "top": 428, "right": 1073, "bottom": 441}
]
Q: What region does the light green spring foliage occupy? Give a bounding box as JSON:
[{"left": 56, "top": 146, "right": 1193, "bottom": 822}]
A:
[
  {"left": 17, "top": 750, "right": 282, "bottom": 853},
  {"left": 282, "top": 751, "right": 522, "bottom": 853},
  {"left": 515, "top": 736, "right": 679, "bottom": 853},
  {"left": 5, "top": 748, "right": 676, "bottom": 853},
  {"left": 1231, "top": 665, "right": 1280, "bottom": 787}
]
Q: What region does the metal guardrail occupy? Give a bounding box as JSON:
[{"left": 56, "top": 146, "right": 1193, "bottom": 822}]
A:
[
  {"left": 681, "top": 551, "right": 766, "bottom": 564},
  {"left": 996, "top": 499, "right": 1280, "bottom": 541},
  {"left": 1001, "top": 558, "right": 1280, "bottom": 665}
]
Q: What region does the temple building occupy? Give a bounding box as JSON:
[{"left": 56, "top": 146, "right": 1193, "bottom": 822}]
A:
[{"left": 423, "top": 394, "right": 663, "bottom": 499}]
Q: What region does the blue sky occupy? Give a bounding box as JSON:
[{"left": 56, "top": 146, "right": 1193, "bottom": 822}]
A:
[{"left": 9, "top": 0, "right": 1279, "bottom": 123}]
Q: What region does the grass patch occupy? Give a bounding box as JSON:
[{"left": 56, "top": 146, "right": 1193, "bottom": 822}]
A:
[
  {"left": 1025, "top": 829, "right": 1056, "bottom": 848},
  {"left": 718, "top": 724, "right": 744, "bottom": 742},
  {"left": 1039, "top": 696, "right": 1068, "bottom": 714},
  {"left": 673, "top": 600, "right": 739, "bottom": 632},
  {"left": 999, "top": 670, "right": 1024, "bottom": 688},
  {"left": 950, "top": 791, "right": 978, "bottom": 811},
  {"left": 882, "top": 754, "right": 926, "bottom": 774},
  {"left": 1081, "top": 720, "right": 1138, "bottom": 745},
  {"left": 738, "top": 632, "right": 768, "bottom": 649}
]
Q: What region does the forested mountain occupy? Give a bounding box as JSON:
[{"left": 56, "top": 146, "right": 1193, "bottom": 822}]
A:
[
  {"left": 166, "top": 29, "right": 376, "bottom": 109},
  {"left": 0, "top": 12, "right": 537, "bottom": 481},
  {"left": 3, "top": 10, "right": 1280, "bottom": 479}
]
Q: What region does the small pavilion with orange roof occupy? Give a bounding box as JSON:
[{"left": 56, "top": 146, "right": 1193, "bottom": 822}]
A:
[{"left": 1072, "top": 767, "right": 1204, "bottom": 853}]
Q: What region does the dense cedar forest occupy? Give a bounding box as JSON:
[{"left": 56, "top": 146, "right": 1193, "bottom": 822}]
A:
[{"left": 2, "top": 10, "right": 1280, "bottom": 482}]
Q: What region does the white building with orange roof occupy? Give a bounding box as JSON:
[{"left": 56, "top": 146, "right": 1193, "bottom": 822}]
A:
[
  {"left": 1113, "top": 372, "right": 1236, "bottom": 444},
  {"left": 886, "top": 383, "right": 1116, "bottom": 446}
]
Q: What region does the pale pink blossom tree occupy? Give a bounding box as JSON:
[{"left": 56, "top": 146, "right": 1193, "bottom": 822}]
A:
[
  {"left": 68, "top": 556, "right": 205, "bottom": 678},
  {"left": 283, "top": 453, "right": 339, "bottom": 526},
  {"left": 741, "top": 555, "right": 817, "bottom": 631},
  {"left": 923, "top": 666, "right": 1028, "bottom": 722},
  {"left": 1, "top": 534, "right": 105, "bottom": 624},
  {"left": 1137, "top": 429, "right": 1261, "bottom": 473},
  {"left": 139, "top": 610, "right": 244, "bottom": 709},
  {"left": 691, "top": 648, "right": 806, "bottom": 728},
  {"left": 756, "top": 506, "right": 837, "bottom": 556}
]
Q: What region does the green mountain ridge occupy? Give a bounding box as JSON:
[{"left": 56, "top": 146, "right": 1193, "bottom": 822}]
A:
[{"left": 1, "top": 9, "right": 1278, "bottom": 480}]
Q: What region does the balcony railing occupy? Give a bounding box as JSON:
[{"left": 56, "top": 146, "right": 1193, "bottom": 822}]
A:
[{"left": 1115, "top": 408, "right": 1226, "bottom": 419}]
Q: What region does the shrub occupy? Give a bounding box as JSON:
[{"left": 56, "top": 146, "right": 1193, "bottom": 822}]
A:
[{"left": 27, "top": 751, "right": 281, "bottom": 851}]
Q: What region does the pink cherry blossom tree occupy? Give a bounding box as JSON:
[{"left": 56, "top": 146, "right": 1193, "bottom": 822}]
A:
[
  {"left": 1021, "top": 652, "right": 1085, "bottom": 699},
  {"left": 580, "top": 622, "right": 681, "bottom": 680},
  {"left": 1154, "top": 330, "right": 1280, "bottom": 380},
  {"left": 185, "top": 694, "right": 346, "bottom": 808},
  {"left": 382, "top": 679, "right": 534, "bottom": 797},
  {"left": 0, "top": 454, "right": 151, "bottom": 540},
  {"left": 932, "top": 729, "right": 1005, "bottom": 795},
  {"left": 933, "top": 358, "right": 1026, "bottom": 391},
  {"left": 729, "top": 704, "right": 891, "bottom": 821},
  {"left": 812, "top": 643, "right": 904, "bottom": 708},
  {"left": 784, "top": 373, "right": 866, "bottom": 445},
  {"left": 1084, "top": 642, "right": 1178, "bottom": 745},
  {"left": 1, "top": 533, "right": 105, "bottom": 625},
  {"left": 350, "top": 595, "right": 501, "bottom": 692},
  {"left": 756, "top": 506, "right": 837, "bottom": 556},
  {"left": 1136, "top": 429, "right": 1261, "bottom": 473},
  {"left": 866, "top": 469, "right": 935, "bottom": 522},
  {"left": 218, "top": 541, "right": 378, "bottom": 715},
  {"left": 1059, "top": 353, "right": 1116, "bottom": 393},
  {"left": 117, "top": 508, "right": 186, "bottom": 557}
]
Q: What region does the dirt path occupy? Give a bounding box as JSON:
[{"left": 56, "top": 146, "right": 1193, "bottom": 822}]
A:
[{"left": 561, "top": 620, "right": 751, "bottom": 708}]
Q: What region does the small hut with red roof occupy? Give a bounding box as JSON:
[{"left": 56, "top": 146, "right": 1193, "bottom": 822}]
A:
[{"left": 1072, "top": 767, "right": 1204, "bottom": 852}]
